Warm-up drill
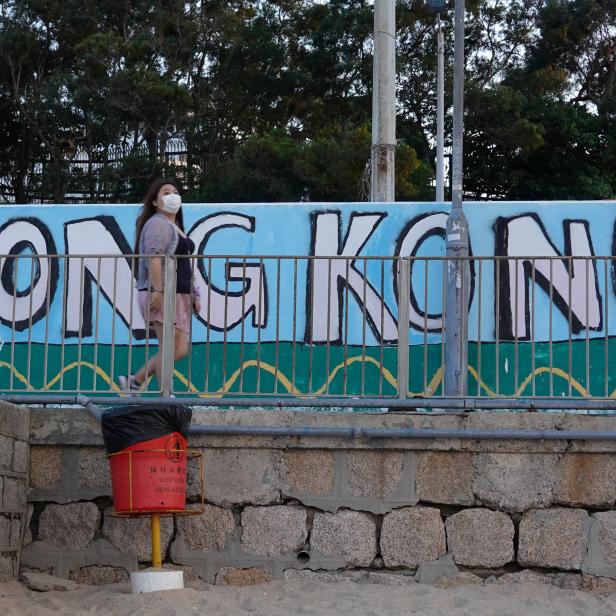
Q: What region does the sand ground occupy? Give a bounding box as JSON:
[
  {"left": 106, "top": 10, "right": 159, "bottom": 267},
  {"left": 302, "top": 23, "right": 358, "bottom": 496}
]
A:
[{"left": 2, "top": 578, "right": 616, "bottom": 616}]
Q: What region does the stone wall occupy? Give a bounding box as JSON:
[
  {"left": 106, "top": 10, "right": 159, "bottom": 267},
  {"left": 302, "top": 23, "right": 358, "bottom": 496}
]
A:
[
  {"left": 0, "top": 401, "right": 30, "bottom": 581},
  {"left": 20, "top": 406, "right": 616, "bottom": 590}
]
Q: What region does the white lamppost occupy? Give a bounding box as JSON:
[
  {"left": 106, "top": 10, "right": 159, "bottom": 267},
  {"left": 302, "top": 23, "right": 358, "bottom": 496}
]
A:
[
  {"left": 371, "top": 0, "right": 396, "bottom": 202},
  {"left": 426, "top": 0, "right": 448, "bottom": 202}
]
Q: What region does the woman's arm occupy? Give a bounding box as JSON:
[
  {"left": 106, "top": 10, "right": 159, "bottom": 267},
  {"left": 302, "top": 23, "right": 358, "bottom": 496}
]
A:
[
  {"left": 141, "top": 216, "right": 177, "bottom": 310},
  {"left": 150, "top": 256, "right": 164, "bottom": 291},
  {"left": 191, "top": 271, "right": 201, "bottom": 299},
  {"left": 191, "top": 269, "right": 201, "bottom": 313},
  {"left": 148, "top": 256, "right": 164, "bottom": 311}
]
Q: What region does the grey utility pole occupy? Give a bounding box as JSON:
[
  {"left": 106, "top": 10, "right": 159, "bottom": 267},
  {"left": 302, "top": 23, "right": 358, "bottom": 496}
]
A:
[
  {"left": 443, "top": 0, "right": 470, "bottom": 397},
  {"left": 427, "top": 0, "right": 447, "bottom": 201},
  {"left": 371, "top": 0, "right": 396, "bottom": 202},
  {"left": 436, "top": 13, "right": 445, "bottom": 202}
]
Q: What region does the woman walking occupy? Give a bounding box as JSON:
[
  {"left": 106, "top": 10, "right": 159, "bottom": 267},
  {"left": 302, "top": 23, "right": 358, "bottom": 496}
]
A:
[{"left": 118, "top": 178, "right": 200, "bottom": 392}]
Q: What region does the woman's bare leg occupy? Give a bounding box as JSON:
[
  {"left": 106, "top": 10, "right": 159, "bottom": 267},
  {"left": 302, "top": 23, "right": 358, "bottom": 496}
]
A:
[
  {"left": 133, "top": 325, "right": 189, "bottom": 388},
  {"left": 132, "top": 324, "right": 163, "bottom": 386},
  {"left": 152, "top": 322, "right": 165, "bottom": 385},
  {"left": 174, "top": 329, "right": 189, "bottom": 361},
  {"left": 133, "top": 354, "right": 157, "bottom": 386}
]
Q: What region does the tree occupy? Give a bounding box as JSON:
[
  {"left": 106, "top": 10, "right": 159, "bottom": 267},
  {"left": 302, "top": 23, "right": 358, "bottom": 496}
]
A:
[
  {"left": 0, "top": 0, "right": 614, "bottom": 203},
  {"left": 194, "top": 129, "right": 303, "bottom": 202},
  {"left": 464, "top": 84, "right": 545, "bottom": 199},
  {"left": 463, "top": 0, "right": 615, "bottom": 200}
]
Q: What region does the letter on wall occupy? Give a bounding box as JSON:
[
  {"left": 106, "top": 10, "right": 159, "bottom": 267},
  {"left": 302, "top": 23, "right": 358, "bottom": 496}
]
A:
[
  {"left": 189, "top": 213, "right": 267, "bottom": 331},
  {"left": 0, "top": 218, "right": 58, "bottom": 331},
  {"left": 395, "top": 213, "right": 447, "bottom": 332},
  {"left": 307, "top": 211, "right": 397, "bottom": 343},
  {"left": 495, "top": 215, "right": 602, "bottom": 340},
  {"left": 64, "top": 217, "right": 145, "bottom": 337}
]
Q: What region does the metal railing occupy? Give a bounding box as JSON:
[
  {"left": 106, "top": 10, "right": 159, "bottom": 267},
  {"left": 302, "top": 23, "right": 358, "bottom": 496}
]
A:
[
  {"left": 1, "top": 253, "right": 615, "bottom": 408},
  {"left": 0, "top": 140, "right": 192, "bottom": 204}
]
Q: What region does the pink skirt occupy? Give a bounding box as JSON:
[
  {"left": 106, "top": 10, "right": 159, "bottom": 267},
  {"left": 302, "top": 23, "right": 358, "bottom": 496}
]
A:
[{"left": 138, "top": 291, "right": 193, "bottom": 334}]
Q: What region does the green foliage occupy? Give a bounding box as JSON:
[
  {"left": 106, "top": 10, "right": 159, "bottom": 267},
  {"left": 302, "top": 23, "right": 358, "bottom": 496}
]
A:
[
  {"left": 464, "top": 0, "right": 616, "bottom": 200},
  {"left": 0, "top": 0, "right": 614, "bottom": 203},
  {"left": 195, "top": 130, "right": 304, "bottom": 203},
  {"left": 298, "top": 126, "right": 372, "bottom": 202},
  {"left": 464, "top": 85, "right": 545, "bottom": 199},
  {"left": 514, "top": 98, "right": 612, "bottom": 200}
]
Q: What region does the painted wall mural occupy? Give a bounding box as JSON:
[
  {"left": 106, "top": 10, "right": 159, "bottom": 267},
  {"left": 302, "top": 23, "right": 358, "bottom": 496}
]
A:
[{"left": 1, "top": 201, "right": 615, "bottom": 399}]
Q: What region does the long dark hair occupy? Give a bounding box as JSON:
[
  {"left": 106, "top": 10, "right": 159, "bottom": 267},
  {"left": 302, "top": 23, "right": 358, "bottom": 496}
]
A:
[{"left": 134, "top": 178, "right": 185, "bottom": 253}]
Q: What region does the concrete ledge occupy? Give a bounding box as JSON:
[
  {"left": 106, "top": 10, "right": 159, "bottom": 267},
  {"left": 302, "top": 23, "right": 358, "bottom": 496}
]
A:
[
  {"left": 28, "top": 408, "right": 616, "bottom": 453},
  {"left": 20, "top": 405, "right": 616, "bottom": 584}
]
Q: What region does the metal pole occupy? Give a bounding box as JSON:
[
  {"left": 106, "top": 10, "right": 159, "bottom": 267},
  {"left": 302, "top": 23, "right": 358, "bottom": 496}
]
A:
[
  {"left": 371, "top": 0, "right": 396, "bottom": 202},
  {"left": 11, "top": 393, "right": 616, "bottom": 411},
  {"left": 188, "top": 424, "right": 616, "bottom": 441},
  {"left": 443, "top": 0, "right": 469, "bottom": 397},
  {"left": 436, "top": 13, "right": 445, "bottom": 202},
  {"left": 161, "top": 256, "right": 176, "bottom": 397},
  {"left": 151, "top": 513, "right": 162, "bottom": 568},
  {"left": 397, "top": 258, "right": 410, "bottom": 399}
]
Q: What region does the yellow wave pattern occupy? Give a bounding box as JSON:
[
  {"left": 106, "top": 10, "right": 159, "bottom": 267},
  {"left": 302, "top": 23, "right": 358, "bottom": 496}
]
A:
[{"left": 0, "top": 357, "right": 612, "bottom": 399}]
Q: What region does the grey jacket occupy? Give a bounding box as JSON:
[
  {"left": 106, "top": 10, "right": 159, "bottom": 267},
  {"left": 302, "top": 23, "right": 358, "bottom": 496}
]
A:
[{"left": 136, "top": 213, "right": 179, "bottom": 290}]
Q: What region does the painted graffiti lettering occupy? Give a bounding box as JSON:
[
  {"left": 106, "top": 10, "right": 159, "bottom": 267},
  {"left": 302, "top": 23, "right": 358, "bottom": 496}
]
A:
[
  {"left": 64, "top": 216, "right": 146, "bottom": 338},
  {"left": 307, "top": 211, "right": 397, "bottom": 343},
  {"left": 395, "top": 212, "right": 447, "bottom": 332},
  {"left": 1, "top": 204, "right": 615, "bottom": 348},
  {"left": 0, "top": 217, "right": 58, "bottom": 331},
  {"left": 189, "top": 213, "right": 267, "bottom": 331},
  {"left": 495, "top": 214, "right": 602, "bottom": 340}
]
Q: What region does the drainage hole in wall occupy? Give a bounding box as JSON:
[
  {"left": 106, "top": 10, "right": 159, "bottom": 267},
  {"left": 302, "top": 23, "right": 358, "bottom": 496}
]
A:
[{"left": 297, "top": 551, "right": 310, "bottom": 564}]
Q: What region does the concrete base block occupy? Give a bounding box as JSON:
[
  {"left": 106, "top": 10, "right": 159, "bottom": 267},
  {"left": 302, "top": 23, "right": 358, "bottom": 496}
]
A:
[{"left": 130, "top": 568, "right": 184, "bottom": 593}]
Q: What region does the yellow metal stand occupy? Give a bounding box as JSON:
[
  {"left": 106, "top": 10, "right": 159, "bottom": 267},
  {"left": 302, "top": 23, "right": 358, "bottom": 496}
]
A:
[
  {"left": 106, "top": 447, "right": 205, "bottom": 572},
  {"left": 151, "top": 513, "right": 162, "bottom": 568}
]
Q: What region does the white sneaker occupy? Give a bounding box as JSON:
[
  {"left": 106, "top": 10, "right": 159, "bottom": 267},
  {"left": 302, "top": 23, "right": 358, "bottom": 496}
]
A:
[{"left": 118, "top": 374, "right": 143, "bottom": 393}]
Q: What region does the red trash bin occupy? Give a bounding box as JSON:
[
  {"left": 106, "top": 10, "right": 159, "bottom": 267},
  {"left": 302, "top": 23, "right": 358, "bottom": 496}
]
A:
[{"left": 109, "top": 432, "right": 187, "bottom": 513}]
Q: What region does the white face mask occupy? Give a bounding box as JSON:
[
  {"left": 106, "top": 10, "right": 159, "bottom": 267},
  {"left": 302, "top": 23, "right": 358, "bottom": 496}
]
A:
[{"left": 160, "top": 193, "right": 181, "bottom": 214}]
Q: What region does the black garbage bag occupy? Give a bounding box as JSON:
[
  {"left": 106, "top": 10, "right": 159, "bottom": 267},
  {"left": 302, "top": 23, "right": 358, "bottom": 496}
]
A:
[{"left": 101, "top": 405, "right": 192, "bottom": 454}]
